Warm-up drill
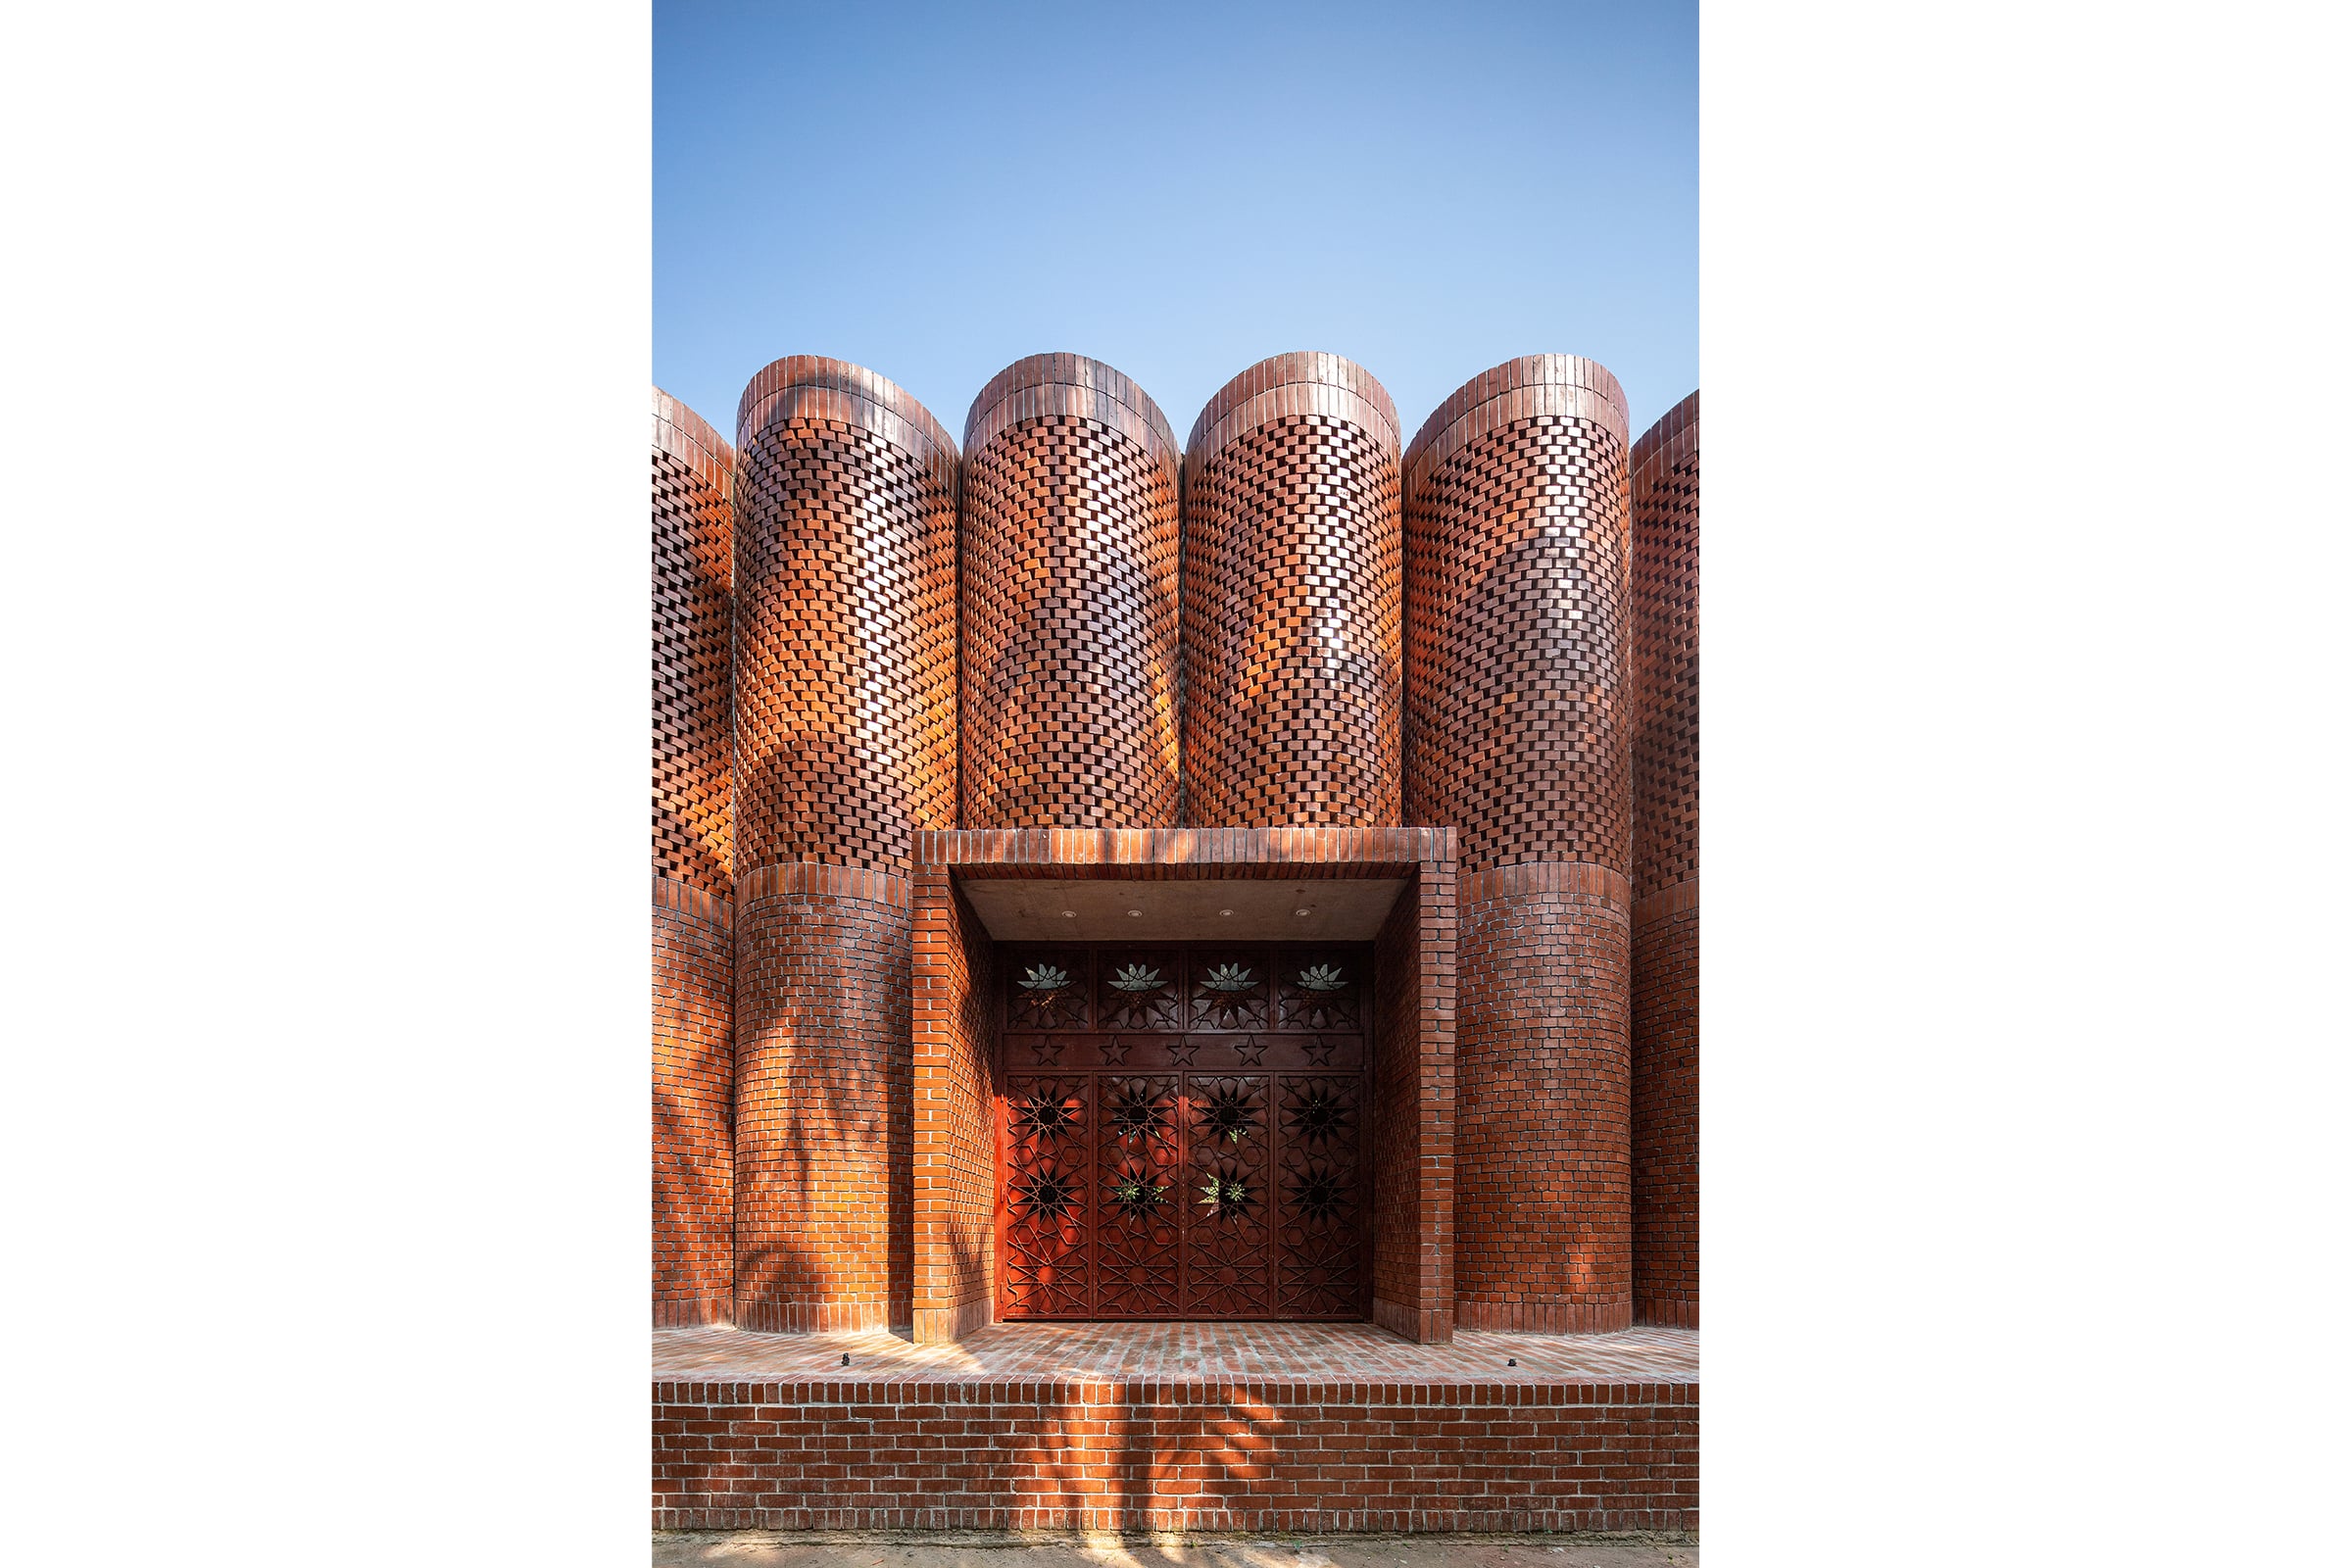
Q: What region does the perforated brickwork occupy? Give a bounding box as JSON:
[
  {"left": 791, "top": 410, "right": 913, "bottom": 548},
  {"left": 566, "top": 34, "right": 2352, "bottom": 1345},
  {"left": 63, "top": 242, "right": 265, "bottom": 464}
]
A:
[
  {"left": 733, "top": 878, "right": 914, "bottom": 1334},
  {"left": 1632, "top": 391, "right": 1699, "bottom": 894},
  {"left": 1454, "top": 872, "right": 1633, "bottom": 1333},
  {"left": 960, "top": 356, "right": 1182, "bottom": 828},
  {"left": 652, "top": 388, "right": 734, "bottom": 896},
  {"left": 654, "top": 886, "right": 733, "bottom": 1326},
  {"left": 1631, "top": 391, "right": 1699, "bottom": 1328},
  {"left": 1183, "top": 353, "right": 1403, "bottom": 827},
  {"left": 732, "top": 359, "right": 956, "bottom": 878},
  {"left": 1403, "top": 357, "right": 1631, "bottom": 876}
]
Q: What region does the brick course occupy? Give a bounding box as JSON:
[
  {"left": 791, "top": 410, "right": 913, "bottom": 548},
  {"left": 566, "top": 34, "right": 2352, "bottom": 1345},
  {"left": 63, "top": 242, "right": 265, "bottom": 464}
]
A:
[{"left": 652, "top": 1373, "right": 1695, "bottom": 1534}]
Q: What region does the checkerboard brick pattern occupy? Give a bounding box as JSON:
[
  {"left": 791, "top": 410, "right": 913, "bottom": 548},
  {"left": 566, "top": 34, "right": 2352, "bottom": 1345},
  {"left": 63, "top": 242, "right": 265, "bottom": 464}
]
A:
[
  {"left": 652, "top": 387, "right": 734, "bottom": 897},
  {"left": 732, "top": 357, "right": 957, "bottom": 878},
  {"left": 959, "top": 355, "right": 1183, "bottom": 829},
  {"left": 1182, "top": 353, "right": 1404, "bottom": 828},
  {"left": 1404, "top": 359, "right": 1636, "bottom": 1335},
  {"left": 652, "top": 1322, "right": 1695, "bottom": 1533},
  {"left": 1403, "top": 357, "right": 1632, "bottom": 876},
  {"left": 1630, "top": 392, "right": 1699, "bottom": 1328},
  {"left": 653, "top": 388, "right": 736, "bottom": 1327}
]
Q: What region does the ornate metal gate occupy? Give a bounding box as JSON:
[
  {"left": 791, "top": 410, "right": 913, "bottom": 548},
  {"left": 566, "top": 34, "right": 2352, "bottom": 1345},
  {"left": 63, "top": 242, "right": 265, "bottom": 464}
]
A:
[{"left": 997, "top": 942, "right": 1371, "bottom": 1320}]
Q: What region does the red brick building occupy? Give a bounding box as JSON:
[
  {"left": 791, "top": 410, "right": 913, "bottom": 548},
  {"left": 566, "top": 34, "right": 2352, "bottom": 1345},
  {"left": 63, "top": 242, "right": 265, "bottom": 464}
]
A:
[{"left": 651, "top": 353, "right": 1700, "bottom": 1533}]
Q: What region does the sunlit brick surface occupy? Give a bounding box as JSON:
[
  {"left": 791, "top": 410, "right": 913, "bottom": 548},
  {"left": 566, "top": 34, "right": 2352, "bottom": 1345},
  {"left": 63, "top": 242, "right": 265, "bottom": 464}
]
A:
[
  {"left": 652, "top": 388, "right": 736, "bottom": 1327},
  {"left": 959, "top": 355, "right": 1182, "bottom": 828},
  {"left": 653, "top": 884, "right": 734, "bottom": 1326},
  {"left": 652, "top": 388, "right": 734, "bottom": 897},
  {"left": 732, "top": 869, "right": 913, "bottom": 1333},
  {"left": 732, "top": 357, "right": 956, "bottom": 877},
  {"left": 1404, "top": 359, "right": 1635, "bottom": 1334},
  {"left": 1182, "top": 353, "right": 1403, "bottom": 827},
  {"left": 654, "top": 1318, "right": 1696, "bottom": 1382},
  {"left": 652, "top": 1322, "right": 1696, "bottom": 1533},
  {"left": 1630, "top": 392, "right": 1699, "bottom": 1328}
]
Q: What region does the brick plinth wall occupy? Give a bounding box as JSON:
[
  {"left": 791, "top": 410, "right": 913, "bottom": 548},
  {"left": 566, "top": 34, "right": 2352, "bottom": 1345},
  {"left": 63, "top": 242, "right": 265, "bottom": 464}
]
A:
[
  {"left": 960, "top": 355, "right": 1183, "bottom": 828},
  {"left": 910, "top": 827, "right": 1457, "bottom": 1344},
  {"left": 1404, "top": 358, "right": 1635, "bottom": 1333},
  {"left": 1630, "top": 392, "right": 1699, "bottom": 1328},
  {"left": 730, "top": 359, "right": 957, "bottom": 1334},
  {"left": 1181, "top": 353, "right": 1404, "bottom": 827},
  {"left": 653, "top": 387, "right": 735, "bottom": 1325},
  {"left": 652, "top": 1376, "right": 1696, "bottom": 1533}
]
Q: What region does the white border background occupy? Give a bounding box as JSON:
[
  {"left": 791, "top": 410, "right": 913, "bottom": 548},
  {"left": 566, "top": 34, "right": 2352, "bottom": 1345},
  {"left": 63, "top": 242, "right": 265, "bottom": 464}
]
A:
[{"left": 5, "top": 3, "right": 2344, "bottom": 1563}]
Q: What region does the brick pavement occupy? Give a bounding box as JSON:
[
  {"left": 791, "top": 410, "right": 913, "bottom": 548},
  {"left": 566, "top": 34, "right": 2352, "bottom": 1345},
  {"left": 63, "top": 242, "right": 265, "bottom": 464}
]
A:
[{"left": 653, "top": 1320, "right": 1696, "bottom": 1385}]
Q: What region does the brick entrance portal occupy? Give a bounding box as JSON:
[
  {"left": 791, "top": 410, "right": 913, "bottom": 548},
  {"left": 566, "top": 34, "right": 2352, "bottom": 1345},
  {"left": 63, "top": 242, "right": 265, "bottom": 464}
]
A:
[{"left": 996, "top": 942, "right": 1371, "bottom": 1320}]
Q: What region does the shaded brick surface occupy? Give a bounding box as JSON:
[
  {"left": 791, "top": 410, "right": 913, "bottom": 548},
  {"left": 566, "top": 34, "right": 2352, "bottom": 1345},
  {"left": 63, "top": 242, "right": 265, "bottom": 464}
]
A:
[
  {"left": 1182, "top": 352, "right": 1404, "bottom": 828},
  {"left": 1629, "top": 392, "right": 1699, "bottom": 1328},
  {"left": 960, "top": 355, "right": 1183, "bottom": 829},
  {"left": 653, "top": 387, "right": 736, "bottom": 1325}
]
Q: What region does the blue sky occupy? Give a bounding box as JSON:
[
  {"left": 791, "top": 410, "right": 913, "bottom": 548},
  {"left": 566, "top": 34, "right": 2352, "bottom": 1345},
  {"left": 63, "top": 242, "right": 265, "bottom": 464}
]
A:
[{"left": 655, "top": 1, "right": 1694, "bottom": 448}]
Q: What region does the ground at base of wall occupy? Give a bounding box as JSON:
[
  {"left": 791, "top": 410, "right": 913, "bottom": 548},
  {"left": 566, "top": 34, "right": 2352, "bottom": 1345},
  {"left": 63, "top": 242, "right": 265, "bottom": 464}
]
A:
[{"left": 653, "top": 1532, "right": 1697, "bottom": 1567}]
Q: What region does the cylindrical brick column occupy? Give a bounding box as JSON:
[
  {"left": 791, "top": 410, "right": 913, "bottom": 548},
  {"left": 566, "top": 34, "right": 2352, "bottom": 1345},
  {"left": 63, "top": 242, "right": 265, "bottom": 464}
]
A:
[
  {"left": 1630, "top": 391, "right": 1699, "bottom": 1328},
  {"left": 1181, "top": 352, "right": 1404, "bottom": 826},
  {"left": 730, "top": 357, "right": 958, "bottom": 1333},
  {"left": 652, "top": 386, "right": 736, "bottom": 1326},
  {"left": 960, "top": 353, "right": 1182, "bottom": 827},
  {"left": 1404, "top": 356, "right": 1634, "bottom": 1333}
]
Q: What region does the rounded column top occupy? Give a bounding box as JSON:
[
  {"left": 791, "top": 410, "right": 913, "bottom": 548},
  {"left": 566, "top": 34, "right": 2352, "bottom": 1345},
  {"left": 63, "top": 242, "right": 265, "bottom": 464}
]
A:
[
  {"left": 1185, "top": 351, "right": 1401, "bottom": 470},
  {"left": 1632, "top": 388, "right": 1700, "bottom": 479},
  {"left": 1403, "top": 355, "right": 1630, "bottom": 500},
  {"left": 734, "top": 356, "right": 959, "bottom": 494},
  {"left": 652, "top": 385, "right": 735, "bottom": 488},
  {"left": 964, "top": 352, "right": 1180, "bottom": 478}
]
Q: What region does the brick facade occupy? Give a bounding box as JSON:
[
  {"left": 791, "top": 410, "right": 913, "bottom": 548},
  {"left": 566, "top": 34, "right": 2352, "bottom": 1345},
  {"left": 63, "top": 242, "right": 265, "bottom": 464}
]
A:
[
  {"left": 1630, "top": 392, "right": 1699, "bottom": 1327},
  {"left": 652, "top": 388, "right": 735, "bottom": 1326},
  {"left": 1182, "top": 353, "right": 1404, "bottom": 827},
  {"left": 650, "top": 351, "right": 1699, "bottom": 1528},
  {"left": 1405, "top": 359, "right": 1637, "bottom": 1333},
  {"left": 959, "top": 355, "right": 1183, "bottom": 829}
]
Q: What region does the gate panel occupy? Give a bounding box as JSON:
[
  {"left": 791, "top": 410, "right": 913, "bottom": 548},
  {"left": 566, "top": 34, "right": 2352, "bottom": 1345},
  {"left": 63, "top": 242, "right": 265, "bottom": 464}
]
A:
[{"left": 997, "top": 943, "right": 1369, "bottom": 1321}]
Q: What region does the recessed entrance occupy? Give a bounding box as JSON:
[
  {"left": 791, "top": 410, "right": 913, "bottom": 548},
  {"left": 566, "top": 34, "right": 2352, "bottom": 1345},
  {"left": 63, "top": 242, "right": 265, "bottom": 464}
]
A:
[{"left": 996, "top": 941, "right": 1370, "bottom": 1320}]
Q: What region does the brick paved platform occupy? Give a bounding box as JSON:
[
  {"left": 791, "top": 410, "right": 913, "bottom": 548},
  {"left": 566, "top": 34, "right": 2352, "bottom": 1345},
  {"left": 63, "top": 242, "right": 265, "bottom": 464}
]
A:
[{"left": 655, "top": 1322, "right": 1697, "bottom": 1536}]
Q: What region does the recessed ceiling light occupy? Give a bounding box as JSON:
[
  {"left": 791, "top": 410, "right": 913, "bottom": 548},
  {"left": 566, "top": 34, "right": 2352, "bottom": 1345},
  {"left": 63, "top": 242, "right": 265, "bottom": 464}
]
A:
[
  {"left": 1218, "top": 908, "right": 1234, "bottom": 917},
  {"left": 1294, "top": 907, "right": 1313, "bottom": 917},
  {"left": 1126, "top": 908, "right": 1143, "bottom": 917},
  {"left": 1060, "top": 909, "right": 1077, "bottom": 918}
]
